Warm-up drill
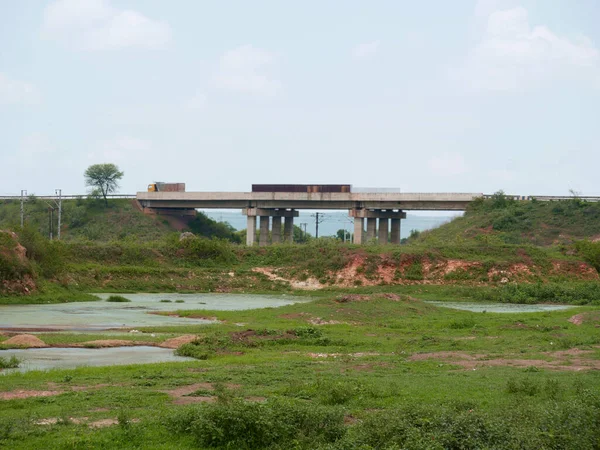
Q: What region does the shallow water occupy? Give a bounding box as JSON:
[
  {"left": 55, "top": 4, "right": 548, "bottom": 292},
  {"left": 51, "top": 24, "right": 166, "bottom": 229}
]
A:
[
  {"left": 0, "top": 346, "right": 193, "bottom": 373},
  {"left": 425, "top": 301, "right": 577, "bottom": 313},
  {"left": 0, "top": 293, "right": 306, "bottom": 331}
]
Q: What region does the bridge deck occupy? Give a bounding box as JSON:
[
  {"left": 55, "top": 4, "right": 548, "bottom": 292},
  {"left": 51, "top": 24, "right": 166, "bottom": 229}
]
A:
[{"left": 136, "top": 192, "right": 483, "bottom": 211}]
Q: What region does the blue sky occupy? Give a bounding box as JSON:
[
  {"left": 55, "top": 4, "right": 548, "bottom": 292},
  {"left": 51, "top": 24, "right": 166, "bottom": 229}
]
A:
[{"left": 1, "top": 0, "right": 599, "bottom": 196}]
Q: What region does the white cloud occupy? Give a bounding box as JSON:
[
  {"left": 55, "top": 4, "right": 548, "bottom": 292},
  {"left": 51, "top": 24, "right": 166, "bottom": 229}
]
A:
[
  {"left": 455, "top": 6, "right": 600, "bottom": 91},
  {"left": 428, "top": 152, "right": 469, "bottom": 176},
  {"left": 0, "top": 73, "right": 39, "bottom": 105},
  {"left": 43, "top": 0, "right": 171, "bottom": 51},
  {"left": 214, "top": 45, "right": 281, "bottom": 96},
  {"left": 353, "top": 40, "right": 380, "bottom": 59}
]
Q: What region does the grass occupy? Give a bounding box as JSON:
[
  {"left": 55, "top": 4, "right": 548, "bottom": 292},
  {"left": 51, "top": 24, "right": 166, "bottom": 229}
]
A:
[
  {"left": 0, "top": 293, "right": 599, "bottom": 448},
  {"left": 0, "top": 355, "right": 20, "bottom": 369},
  {"left": 106, "top": 295, "right": 131, "bottom": 302}
]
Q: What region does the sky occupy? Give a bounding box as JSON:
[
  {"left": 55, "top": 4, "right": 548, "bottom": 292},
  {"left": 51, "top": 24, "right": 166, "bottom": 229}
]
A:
[{"left": 1, "top": 0, "right": 599, "bottom": 197}]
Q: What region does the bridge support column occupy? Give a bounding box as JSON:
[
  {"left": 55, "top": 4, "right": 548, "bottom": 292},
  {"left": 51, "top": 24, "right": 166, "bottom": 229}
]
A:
[
  {"left": 246, "top": 215, "right": 256, "bottom": 246},
  {"left": 243, "top": 208, "right": 298, "bottom": 246},
  {"left": 272, "top": 217, "right": 282, "bottom": 244},
  {"left": 259, "top": 216, "right": 270, "bottom": 247},
  {"left": 366, "top": 218, "right": 377, "bottom": 243},
  {"left": 390, "top": 218, "right": 401, "bottom": 244},
  {"left": 378, "top": 218, "right": 389, "bottom": 245},
  {"left": 350, "top": 209, "right": 406, "bottom": 245},
  {"left": 284, "top": 216, "right": 294, "bottom": 243},
  {"left": 353, "top": 217, "right": 364, "bottom": 244}
]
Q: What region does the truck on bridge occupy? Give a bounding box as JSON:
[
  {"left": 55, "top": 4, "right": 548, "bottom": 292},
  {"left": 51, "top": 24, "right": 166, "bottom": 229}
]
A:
[{"left": 147, "top": 182, "right": 185, "bottom": 193}]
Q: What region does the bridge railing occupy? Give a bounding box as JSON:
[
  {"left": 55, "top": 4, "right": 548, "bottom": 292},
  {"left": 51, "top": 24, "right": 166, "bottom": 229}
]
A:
[{"left": 0, "top": 194, "right": 137, "bottom": 200}]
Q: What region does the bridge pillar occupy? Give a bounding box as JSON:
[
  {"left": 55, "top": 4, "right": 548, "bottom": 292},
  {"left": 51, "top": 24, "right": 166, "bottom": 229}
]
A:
[
  {"left": 243, "top": 208, "right": 298, "bottom": 246},
  {"left": 246, "top": 215, "right": 256, "bottom": 246},
  {"left": 272, "top": 217, "right": 282, "bottom": 244},
  {"left": 390, "top": 218, "right": 401, "bottom": 244},
  {"left": 378, "top": 218, "right": 389, "bottom": 245},
  {"left": 349, "top": 209, "right": 406, "bottom": 245},
  {"left": 284, "top": 216, "right": 294, "bottom": 243},
  {"left": 366, "top": 218, "right": 377, "bottom": 243},
  {"left": 353, "top": 217, "right": 364, "bottom": 244},
  {"left": 259, "top": 216, "right": 270, "bottom": 247}
]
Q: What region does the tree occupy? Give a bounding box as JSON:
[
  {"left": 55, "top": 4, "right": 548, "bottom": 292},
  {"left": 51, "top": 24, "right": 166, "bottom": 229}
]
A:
[{"left": 84, "top": 164, "right": 124, "bottom": 206}]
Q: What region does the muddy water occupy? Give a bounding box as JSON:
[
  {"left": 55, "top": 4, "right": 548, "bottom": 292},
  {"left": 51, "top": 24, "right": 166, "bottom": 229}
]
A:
[
  {"left": 425, "top": 301, "right": 577, "bottom": 313},
  {"left": 0, "top": 293, "right": 306, "bottom": 331},
  {"left": 1, "top": 346, "right": 194, "bottom": 373}
]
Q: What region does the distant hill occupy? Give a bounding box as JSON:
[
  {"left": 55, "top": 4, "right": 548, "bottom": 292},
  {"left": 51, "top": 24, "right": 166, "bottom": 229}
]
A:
[
  {"left": 410, "top": 193, "right": 600, "bottom": 247},
  {"left": 0, "top": 197, "right": 240, "bottom": 242}
]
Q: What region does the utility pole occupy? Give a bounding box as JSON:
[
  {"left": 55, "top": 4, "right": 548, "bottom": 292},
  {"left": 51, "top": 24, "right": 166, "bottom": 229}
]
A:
[
  {"left": 55, "top": 189, "right": 62, "bottom": 240},
  {"left": 311, "top": 212, "right": 326, "bottom": 238},
  {"left": 20, "top": 190, "right": 27, "bottom": 227}
]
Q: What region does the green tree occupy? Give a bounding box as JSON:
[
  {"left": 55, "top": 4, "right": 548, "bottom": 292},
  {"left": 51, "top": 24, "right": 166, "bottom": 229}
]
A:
[
  {"left": 335, "top": 229, "right": 351, "bottom": 241},
  {"left": 84, "top": 164, "right": 124, "bottom": 206}
]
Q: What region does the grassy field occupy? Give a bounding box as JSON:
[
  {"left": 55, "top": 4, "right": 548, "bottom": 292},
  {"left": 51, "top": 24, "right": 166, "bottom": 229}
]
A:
[
  {"left": 1, "top": 293, "right": 600, "bottom": 448},
  {"left": 2, "top": 197, "right": 600, "bottom": 448}
]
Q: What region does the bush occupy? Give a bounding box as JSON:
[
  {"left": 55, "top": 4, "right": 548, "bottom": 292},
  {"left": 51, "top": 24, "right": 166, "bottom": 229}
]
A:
[
  {"left": 0, "top": 355, "right": 20, "bottom": 369},
  {"left": 166, "top": 398, "right": 345, "bottom": 449},
  {"left": 106, "top": 295, "right": 130, "bottom": 302},
  {"left": 575, "top": 240, "right": 600, "bottom": 273}
]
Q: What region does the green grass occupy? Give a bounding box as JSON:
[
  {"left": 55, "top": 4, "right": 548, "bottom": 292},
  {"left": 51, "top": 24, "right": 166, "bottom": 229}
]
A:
[
  {"left": 0, "top": 355, "right": 20, "bottom": 369},
  {"left": 411, "top": 195, "right": 600, "bottom": 247},
  {"left": 106, "top": 295, "right": 131, "bottom": 303},
  {"left": 1, "top": 294, "right": 600, "bottom": 448}
]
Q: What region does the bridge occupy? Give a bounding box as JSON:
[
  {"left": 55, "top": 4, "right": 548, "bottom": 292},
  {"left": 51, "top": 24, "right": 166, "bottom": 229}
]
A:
[{"left": 134, "top": 191, "right": 477, "bottom": 246}]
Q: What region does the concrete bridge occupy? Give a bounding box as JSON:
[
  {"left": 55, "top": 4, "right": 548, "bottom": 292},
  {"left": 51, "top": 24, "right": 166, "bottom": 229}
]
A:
[{"left": 136, "top": 191, "right": 481, "bottom": 246}]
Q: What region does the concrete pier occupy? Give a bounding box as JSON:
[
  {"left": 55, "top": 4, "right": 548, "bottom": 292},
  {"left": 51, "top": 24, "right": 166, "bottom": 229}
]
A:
[
  {"left": 353, "top": 217, "right": 364, "bottom": 244},
  {"left": 259, "top": 216, "right": 270, "bottom": 247},
  {"left": 244, "top": 208, "right": 298, "bottom": 246},
  {"left": 272, "top": 217, "right": 282, "bottom": 243},
  {"left": 378, "top": 219, "right": 389, "bottom": 245},
  {"left": 246, "top": 215, "right": 256, "bottom": 246},
  {"left": 390, "top": 218, "right": 401, "bottom": 244},
  {"left": 366, "top": 218, "right": 377, "bottom": 243},
  {"left": 284, "top": 216, "right": 294, "bottom": 243},
  {"left": 350, "top": 209, "right": 406, "bottom": 245}
]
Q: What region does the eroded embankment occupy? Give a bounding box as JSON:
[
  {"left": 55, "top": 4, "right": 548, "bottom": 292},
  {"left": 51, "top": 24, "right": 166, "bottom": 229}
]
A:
[{"left": 252, "top": 253, "right": 598, "bottom": 290}]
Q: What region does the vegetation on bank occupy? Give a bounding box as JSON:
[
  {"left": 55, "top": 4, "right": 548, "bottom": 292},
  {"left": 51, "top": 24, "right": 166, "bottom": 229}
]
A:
[
  {"left": 410, "top": 191, "right": 600, "bottom": 247},
  {"left": 1, "top": 294, "right": 600, "bottom": 448}
]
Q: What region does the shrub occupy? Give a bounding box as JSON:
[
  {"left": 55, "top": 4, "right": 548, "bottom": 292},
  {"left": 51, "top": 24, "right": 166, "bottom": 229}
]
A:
[
  {"left": 166, "top": 398, "right": 345, "bottom": 449},
  {"left": 0, "top": 355, "right": 20, "bottom": 369},
  {"left": 106, "top": 295, "right": 131, "bottom": 302}
]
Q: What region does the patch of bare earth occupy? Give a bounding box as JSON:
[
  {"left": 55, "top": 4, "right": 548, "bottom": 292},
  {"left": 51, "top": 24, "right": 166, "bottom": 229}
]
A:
[
  {"left": 308, "top": 352, "right": 382, "bottom": 359},
  {"left": 2, "top": 334, "right": 47, "bottom": 348},
  {"left": 159, "top": 335, "right": 198, "bottom": 349},
  {"left": 34, "top": 417, "right": 139, "bottom": 428},
  {"left": 551, "top": 261, "right": 598, "bottom": 279},
  {"left": 162, "top": 382, "right": 241, "bottom": 405},
  {"left": 252, "top": 267, "right": 322, "bottom": 290},
  {"left": 409, "top": 349, "right": 600, "bottom": 371},
  {"left": 569, "top": 312, "right": 600, "bottom": 326},
  {"left": 230, "top": 329, "right": 297, "bottom": 344},
  {"left": 1, "top": 390, "right": 61, "bottom": 400}
]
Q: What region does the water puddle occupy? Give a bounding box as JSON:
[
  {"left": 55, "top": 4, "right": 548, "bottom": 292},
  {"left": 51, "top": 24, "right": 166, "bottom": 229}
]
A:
[
  {"left": 0, "top": 346, "right": 193, "bottom": 374},
  {"left": 0, "top": 293, "right": 306, "bottom": 331},
  {"left": 425, "top": 301, "right": 578, "bottom": 313}
]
